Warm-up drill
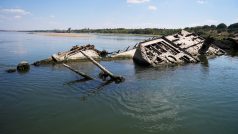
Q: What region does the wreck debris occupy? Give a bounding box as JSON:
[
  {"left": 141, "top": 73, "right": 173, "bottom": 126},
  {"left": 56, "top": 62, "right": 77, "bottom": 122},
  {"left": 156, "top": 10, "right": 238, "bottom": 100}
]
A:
[
  {"left": 33, "top": 57, "right": 53, "bottom": 66},
  {"left": 131, "top": 30, "right": 225, "bottom": 66},
  {"left": 111, "top": 48, "right": 136, "bottom": 58},
  {"left": 99, "top": 71, "right": 110, "bottom": 81},
  {"left": 33, "top": 44, "right": 111, "bottom": 65},
  {"left": 80, "top": 50, "right": 125, "bottom": 83},
  {"left": 63, "top": 63, "right": 94, "bottom": 80},
  {"left": 33, "top": 30, "right": 225, "bottom": 67},
  {"left": 165, "top": 30, "right": 225, "bottom": 56},
  {"left": 198, "top": 37, "right": 214, "bottom": 54},
  {"left": 52, "top": 44, "right": 107, "bottom": 62},
  {"left": 111, "top": 45, "right": 137, "bottom": 58},
  {"left": 133, "top": 37, "right": 198, "bottom": 66}
]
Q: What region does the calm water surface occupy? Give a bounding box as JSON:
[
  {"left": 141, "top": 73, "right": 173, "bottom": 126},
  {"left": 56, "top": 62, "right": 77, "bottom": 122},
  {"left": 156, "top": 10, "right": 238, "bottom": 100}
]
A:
[{"left": 0, "top": 32, "right": 238, "bottom": 134}]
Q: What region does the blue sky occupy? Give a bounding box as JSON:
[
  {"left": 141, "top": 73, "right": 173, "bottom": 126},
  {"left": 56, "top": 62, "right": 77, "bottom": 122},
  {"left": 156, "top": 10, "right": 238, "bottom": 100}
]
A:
[{"left": 0, "top": 0, "right": 237, "bottom": 30}]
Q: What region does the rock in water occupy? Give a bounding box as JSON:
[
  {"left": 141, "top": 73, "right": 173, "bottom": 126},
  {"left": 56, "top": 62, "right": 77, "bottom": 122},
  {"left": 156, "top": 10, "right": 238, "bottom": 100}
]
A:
[
  {"left": 6, "top": 68, "right": 16, "bottom": 73},
  {"left": 17, "top": 61, "right": 30, "bottom": 72}
]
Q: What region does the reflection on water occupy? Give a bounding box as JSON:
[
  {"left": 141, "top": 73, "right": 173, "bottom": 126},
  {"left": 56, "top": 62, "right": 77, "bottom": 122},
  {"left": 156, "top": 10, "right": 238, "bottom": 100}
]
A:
[
  {"left": 1, "top": 32, "right": 238, "bottom": 134},
  {"left": 199, "top": 55, "right": 209, "bottom": 67}
]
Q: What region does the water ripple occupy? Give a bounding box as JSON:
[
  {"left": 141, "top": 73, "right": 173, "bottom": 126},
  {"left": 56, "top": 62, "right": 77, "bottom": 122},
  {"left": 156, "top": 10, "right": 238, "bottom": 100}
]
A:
[{"left": 99, "top": 80, "right": 183, "bottom": 132}]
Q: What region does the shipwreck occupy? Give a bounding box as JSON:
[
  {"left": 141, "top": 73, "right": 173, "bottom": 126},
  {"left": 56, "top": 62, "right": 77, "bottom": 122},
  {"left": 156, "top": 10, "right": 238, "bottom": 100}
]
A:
[
  {"left": 33, "top": 30, "right": 225, "bottom": 67},
  {"left": 113, "top": 30, "right": 225, "bottom": 66}
]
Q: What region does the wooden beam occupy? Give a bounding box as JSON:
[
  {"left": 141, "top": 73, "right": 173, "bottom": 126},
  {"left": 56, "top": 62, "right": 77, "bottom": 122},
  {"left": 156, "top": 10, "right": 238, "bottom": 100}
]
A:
[
  {"left": 63, "top": 63, "right": 94, "bottom": 80},
  {"left": 80, "top": 50, "right": 124, "bottom": 83}
]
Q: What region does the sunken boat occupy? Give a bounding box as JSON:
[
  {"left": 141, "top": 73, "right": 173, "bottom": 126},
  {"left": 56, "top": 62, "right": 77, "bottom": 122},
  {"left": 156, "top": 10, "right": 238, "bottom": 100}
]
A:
[
  {"left": 33, "top": 44, "right": 108, "bottom": 66},
  {"left": 131, "top": 30, "right": 225, "bottom": 66},
  {"left": 33, "top": 30, "right": 225, "bottom": 66},
  {"left": 52, "top": 44, "right": 101, "bottom": 62}
]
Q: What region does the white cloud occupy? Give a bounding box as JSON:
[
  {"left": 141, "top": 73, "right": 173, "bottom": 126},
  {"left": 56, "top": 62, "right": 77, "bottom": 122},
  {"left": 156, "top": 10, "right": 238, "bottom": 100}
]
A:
[
  {"left": 148, "top": 5, "right": 157, "bottom": 11},
  {"left": 0, "top": 8, "right": 31, "bottom": 15},
  {"left": 0, "top": 8, "right": 31, "bottom": 19},
  {"left": 196, "top": 0, "right": 207, "bottom": 4},
  {"left": 127, "top": 0, "right": 150, "bottom": 4}
]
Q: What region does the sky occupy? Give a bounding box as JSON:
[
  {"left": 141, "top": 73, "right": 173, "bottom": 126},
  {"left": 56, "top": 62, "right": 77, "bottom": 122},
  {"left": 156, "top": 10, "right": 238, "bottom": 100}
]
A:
[{"left": 0, "top": 0, "right": 237, "bottom": 30}]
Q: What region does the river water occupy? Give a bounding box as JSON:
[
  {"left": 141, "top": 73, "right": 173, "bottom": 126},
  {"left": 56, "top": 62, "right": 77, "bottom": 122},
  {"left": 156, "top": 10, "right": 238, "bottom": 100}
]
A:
[{"left": 0, "top": 32, "right": 238, "bottom": 134}]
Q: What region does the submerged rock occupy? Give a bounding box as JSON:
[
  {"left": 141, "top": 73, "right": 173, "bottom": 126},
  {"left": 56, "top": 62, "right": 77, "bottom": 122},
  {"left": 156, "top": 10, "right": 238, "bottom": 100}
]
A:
[
  {"left": 6, "top": 68, "right": 16, "bottom": 73},
  {"left": 17, "top": 61, "right": 30, "bottom": 72}
]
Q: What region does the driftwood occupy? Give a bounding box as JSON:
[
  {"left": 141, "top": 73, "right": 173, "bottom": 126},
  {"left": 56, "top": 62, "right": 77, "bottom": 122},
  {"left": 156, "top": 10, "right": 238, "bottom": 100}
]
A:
[
  {"left": 63, "top": 63, "right": 94, "bottom": 80},
  {"left": 80, "top": 50, "right": 124, "bottom": 83}
]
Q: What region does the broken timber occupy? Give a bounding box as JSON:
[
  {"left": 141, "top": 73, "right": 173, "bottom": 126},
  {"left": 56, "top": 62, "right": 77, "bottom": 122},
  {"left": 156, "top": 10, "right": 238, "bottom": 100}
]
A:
[
  {"left": 80, "top": 50, "right": 125, "bottom": 83},
  {"left": 63, "top": 63, "right": 94, "bottom": 80}
]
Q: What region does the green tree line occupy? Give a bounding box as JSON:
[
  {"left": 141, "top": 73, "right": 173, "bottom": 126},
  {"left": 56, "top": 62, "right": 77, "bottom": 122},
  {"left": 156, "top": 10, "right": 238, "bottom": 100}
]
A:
[{"left": 26, "top": 22, "right": 238, "bottom": 37}]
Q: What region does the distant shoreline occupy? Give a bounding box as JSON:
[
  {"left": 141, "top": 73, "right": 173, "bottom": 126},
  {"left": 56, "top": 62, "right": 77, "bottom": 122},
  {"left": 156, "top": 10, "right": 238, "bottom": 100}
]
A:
[
  {"left": 32, "top": 32, "right": 93, "bottom": 38},
  {"left": 29, "top": 32, "right": 158, "bottom": 37}
]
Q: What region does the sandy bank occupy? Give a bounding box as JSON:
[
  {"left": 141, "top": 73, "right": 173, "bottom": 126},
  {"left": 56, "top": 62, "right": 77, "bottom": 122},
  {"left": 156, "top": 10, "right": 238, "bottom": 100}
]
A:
[{"left": 32, "top": 32, "right": 93, "bottom": 38}]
